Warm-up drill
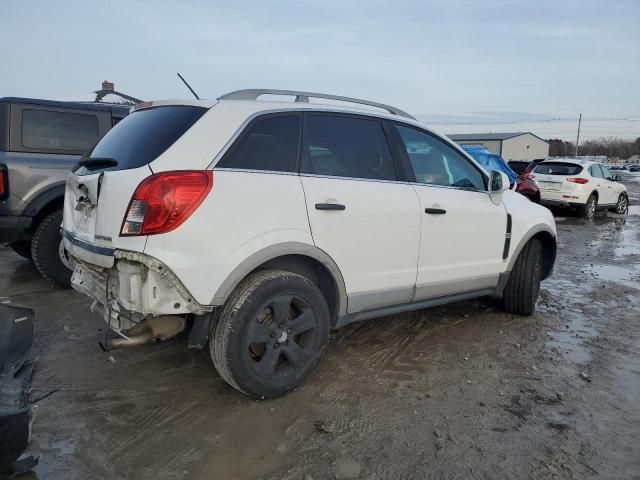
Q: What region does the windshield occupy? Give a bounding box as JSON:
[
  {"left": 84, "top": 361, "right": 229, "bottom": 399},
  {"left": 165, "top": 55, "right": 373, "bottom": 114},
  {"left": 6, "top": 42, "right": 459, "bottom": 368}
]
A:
[
  {"left": 74, "top": 105, "right": 207, "bottom": 175},
  {"left": 533, "top": 162, "right": 583, "bottom": 175}
]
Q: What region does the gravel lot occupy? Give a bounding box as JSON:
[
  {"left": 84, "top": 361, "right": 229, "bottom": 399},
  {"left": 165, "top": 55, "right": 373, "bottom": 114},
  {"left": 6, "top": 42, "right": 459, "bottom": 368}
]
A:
[{"left": 3, "top": 174, "right": 639, "bottom": 480}]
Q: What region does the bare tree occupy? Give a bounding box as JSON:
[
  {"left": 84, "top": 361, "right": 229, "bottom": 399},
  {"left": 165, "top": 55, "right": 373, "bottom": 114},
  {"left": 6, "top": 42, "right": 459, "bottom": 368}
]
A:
[{"left": 548, "top": 137, "right": 639, "bottom": 160}]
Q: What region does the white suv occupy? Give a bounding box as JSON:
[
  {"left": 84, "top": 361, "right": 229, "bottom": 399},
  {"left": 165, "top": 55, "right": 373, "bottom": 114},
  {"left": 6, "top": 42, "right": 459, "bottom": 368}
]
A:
[
  {"left": 534, "top": 158, "right": 629, "bottom": 219},
  {"left": 62, "top": 89, "right": 557, "bottom": 398}
]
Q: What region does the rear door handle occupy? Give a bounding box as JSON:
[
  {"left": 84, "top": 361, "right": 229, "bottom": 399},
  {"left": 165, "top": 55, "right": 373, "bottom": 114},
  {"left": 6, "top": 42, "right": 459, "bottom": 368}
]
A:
[
  {"left": 315, "top": 203, "right": 345, "bottom": 211},
  {"left": 425, "top": 208, "right": 446, "bottom": 215}
]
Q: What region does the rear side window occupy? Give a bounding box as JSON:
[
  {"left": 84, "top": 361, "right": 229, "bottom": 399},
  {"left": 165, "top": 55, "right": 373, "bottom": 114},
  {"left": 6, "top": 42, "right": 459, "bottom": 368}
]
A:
[
  {"left": 76, "top": 106, "right": 206, "bottom": 175},
  {"left": 534, "top": 162, "right": 583, "bottom": 175},
  {"left": 217, "top": 114, "right": 300, "bottom": 172},
  {"left": 301, "top": 115, "right": 396, "bottom": 181},
  {"left": 22, "top": 109, "right": 99, "bottom": 152}
]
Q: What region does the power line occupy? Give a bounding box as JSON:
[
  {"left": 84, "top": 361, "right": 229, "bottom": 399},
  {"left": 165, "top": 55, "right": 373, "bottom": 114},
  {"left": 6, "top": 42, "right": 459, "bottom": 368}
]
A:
[{"left": 424, "top": 117, "right": 640, "bottom": 126}]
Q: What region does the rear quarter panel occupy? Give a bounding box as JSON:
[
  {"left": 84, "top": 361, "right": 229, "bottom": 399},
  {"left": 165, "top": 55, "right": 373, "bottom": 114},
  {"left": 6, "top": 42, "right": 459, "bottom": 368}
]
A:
[{"left": 142, "top": 170, "right": 314, "bottom": 305}]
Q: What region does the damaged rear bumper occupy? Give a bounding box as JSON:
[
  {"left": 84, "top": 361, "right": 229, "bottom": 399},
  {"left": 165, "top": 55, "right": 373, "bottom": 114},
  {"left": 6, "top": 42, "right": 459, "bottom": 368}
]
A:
[{"left": 70, "top": 249, "right": 213, "bottom": 333}]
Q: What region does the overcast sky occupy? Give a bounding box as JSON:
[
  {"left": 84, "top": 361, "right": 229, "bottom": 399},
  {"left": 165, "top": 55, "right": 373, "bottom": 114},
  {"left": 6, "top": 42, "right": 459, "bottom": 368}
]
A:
[{"left": 1, "top": 0, "right": 638, "bottom": 139}]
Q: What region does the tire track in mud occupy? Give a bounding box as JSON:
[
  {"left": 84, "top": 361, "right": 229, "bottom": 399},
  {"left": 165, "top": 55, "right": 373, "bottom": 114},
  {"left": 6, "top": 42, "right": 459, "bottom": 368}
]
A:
[
  {"left": 111, "top": 400, "right": 206, "bottom": 472},
  {"left": 333, "top": 311, "right": 471, "bottom": 381}
]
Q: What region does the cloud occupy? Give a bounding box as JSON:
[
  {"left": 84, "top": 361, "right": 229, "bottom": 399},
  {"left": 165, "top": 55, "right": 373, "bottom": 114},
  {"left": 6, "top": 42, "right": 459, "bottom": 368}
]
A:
[{"left": 0, "top": 0, "right": 638, "bottom": 138}]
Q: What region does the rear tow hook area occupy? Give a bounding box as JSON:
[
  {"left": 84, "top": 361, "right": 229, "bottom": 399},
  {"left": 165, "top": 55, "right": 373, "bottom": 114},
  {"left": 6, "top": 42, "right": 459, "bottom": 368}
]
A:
[
  {"left": 0, "top": 304, "right": 39, "bottom": 477},
  {"left": 108, "top": 315, "right": 186, "bottom": 349}
]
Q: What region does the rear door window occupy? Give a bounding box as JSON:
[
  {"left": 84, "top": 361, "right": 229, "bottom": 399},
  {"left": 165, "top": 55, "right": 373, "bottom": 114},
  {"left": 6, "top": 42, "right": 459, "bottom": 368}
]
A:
[
  {"left": 533, "top": 162, "right": 583, "bottom": 175},
  {"left": 75, "top": 105, "right": 206, "bottom": 175},
  {"left": 301, "top": 114, "right": 397, "bottom": 181},
  {"left": 217, "top": 114, "right": 300, "bottom": 172},
  {"left": 22, "top": 109, "right": 99, "bottom": 152}
]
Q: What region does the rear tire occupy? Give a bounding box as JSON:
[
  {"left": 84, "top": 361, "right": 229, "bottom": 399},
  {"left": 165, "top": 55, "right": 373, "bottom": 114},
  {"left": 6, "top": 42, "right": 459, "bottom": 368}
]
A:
[
  {"left": 9, "top": 240, "right": 33, "bottom": 261},
  {"left": 502, "top": 239, "right": 542, "bottom": 316},
  {"left": 211, "top": 270, "right": 330, "bottom": 398},
  {"left": 31, "top": 210, "right": 72, "bottom": 288},
  {"left": 579, "top": 194, "right": 597, "bottom": 219}
]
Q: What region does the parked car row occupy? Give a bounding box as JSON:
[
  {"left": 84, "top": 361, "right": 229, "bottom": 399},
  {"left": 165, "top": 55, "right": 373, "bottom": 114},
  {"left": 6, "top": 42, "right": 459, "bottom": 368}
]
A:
[
  {"left": 609, "top": 164, "right": 640, "bottom": 172},
  {"left": 461, "top": 146, "right": 541, "bottom": 203},
  {"left": 531, "top": 159, "right": 628, "bottom": 218}
]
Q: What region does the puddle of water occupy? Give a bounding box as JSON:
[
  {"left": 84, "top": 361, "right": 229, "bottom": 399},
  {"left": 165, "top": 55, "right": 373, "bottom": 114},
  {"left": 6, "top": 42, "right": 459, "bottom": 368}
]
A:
[
  {"left": 547, "top": 313, "right": 598, "bottom": 364},
  {"left": 555, "top": 213, "right": 628, "bottom": 226},
  {"left": 614, "top": 223, "right": 640, "bottom": 258},
  {"left": 627, "top": 205, "right": 640, "bottom": 216},
  {"left": 585, "top": 264, "right": 640, "bottom": 290}
]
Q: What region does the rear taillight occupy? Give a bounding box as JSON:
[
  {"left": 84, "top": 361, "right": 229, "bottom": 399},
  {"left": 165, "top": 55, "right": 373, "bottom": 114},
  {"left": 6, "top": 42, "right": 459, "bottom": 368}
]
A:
[
  {"left": 566, "top": 177, "right": 589, "bottom": 184},
  {"left": 120, "top": 170, "right": 213, "bottom": 236},
  {"left": 520, "top": 172, "right": 535, "bottom": 180},
  {"left": 0, "top": 165, "right": 8, "bottom": 201}
]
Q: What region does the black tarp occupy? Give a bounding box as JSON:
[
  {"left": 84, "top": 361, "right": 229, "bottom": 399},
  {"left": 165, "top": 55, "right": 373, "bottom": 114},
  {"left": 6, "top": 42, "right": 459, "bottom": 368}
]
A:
[{"left": 0, "top": 304, "right": 37, "bottom": 473}]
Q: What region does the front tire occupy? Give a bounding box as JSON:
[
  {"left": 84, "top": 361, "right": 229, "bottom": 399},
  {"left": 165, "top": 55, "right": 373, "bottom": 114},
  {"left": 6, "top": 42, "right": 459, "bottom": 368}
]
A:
[
  {"left": 31, "top": 210, "right": 72, "bottom": 288},
  {"left": 612, "top": 193, "right": 628, "bottom": 214},
  {"left": 211, "top": 270, "right": 330, "bottom": 398},
  {"left": 503, "top": 239, "right": 542, "bottom": 316},
  {"left": 579, "top": 194, "right": 597, "bottom": 219}
]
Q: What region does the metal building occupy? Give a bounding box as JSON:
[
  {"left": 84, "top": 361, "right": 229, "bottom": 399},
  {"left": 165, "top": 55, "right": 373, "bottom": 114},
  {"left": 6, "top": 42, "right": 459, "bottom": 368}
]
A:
[{"left": 447, "top": 132, "right": 549, "bottom": 161}]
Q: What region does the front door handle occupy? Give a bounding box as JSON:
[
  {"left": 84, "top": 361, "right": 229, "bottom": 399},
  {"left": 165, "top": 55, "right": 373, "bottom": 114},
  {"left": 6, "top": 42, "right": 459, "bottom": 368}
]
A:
[
  {"left": 316, "top": 203, "right": 346, "bottom": 211},
  {"left": 425, "top": 208, "right": 446, "bottom": 215}
]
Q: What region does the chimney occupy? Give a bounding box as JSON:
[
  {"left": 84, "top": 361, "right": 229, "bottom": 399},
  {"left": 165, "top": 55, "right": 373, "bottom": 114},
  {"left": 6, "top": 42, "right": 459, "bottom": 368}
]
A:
[{"left": 101, "top": 80, "right": 114, "bottom": 91}]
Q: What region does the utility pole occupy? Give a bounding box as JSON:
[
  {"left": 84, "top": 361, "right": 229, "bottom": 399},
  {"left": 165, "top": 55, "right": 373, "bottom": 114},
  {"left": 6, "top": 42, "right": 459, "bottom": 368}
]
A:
[{"left": 575, "top": 113, "right": 582, "bottom": 157}]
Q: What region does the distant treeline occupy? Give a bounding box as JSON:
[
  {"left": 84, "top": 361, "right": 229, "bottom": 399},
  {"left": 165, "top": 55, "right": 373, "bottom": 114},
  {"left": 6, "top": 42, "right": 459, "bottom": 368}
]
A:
[{"left": 548, "top": 137, "right": 640, "bottom": 159}]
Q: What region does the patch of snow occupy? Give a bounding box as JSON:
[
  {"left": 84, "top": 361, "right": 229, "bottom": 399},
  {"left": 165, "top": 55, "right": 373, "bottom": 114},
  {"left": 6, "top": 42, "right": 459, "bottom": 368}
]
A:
[{"left": 97, "top": 93, "right": 134, "bottom": 104}]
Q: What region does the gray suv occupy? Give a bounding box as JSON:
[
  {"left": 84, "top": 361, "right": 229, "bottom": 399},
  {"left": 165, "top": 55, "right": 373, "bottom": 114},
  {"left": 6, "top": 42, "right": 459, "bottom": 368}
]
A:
[{"left": 0, "top": 97, "right": 129, "bottom": 286}]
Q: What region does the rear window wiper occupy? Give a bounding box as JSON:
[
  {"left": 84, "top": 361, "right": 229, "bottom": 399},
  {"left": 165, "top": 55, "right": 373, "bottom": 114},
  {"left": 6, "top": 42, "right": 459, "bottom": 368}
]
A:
[{"left": 76, "top": 157, "right": 118, "bottom": 169}]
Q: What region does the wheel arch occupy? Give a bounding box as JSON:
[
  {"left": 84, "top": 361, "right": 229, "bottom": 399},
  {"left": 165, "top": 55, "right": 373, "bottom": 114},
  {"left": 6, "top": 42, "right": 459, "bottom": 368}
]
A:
[
  {"left": 23, "top": 183, "right": 65, "bottom": 234},
  {"left": 507, "top": 225, "right": 556, "bottom": 280},
  {"left": 211, "top": 243, "right": 348, "bottom": 325}
]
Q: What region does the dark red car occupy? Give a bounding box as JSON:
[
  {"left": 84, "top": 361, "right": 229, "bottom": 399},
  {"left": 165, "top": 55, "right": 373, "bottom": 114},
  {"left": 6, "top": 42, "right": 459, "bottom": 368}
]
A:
[{"left": 509, "top": 159, "right": 544, "bottom": 203}]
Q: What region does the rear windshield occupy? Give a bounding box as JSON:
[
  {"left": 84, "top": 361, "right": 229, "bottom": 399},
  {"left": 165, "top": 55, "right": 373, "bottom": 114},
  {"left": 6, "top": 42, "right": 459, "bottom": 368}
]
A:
[
  {"left": 533, "top": 162, "right": 583, "bottom": 175},
  {"left": 74, "top": 105, "right": 206, "bottom": 175},
  {"left": 508, "top": 161, "right": 530, "bottom": 174}
]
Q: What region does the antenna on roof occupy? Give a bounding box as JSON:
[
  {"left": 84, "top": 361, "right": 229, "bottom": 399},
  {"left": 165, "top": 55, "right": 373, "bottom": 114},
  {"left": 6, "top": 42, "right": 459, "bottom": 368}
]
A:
[{"left": 176, "top": 72, "right": 200, "bottom": 100}]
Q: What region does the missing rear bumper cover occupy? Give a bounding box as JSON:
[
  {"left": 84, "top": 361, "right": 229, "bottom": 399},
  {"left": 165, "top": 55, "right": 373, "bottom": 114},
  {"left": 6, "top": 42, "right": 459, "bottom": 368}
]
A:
[{"left": 71, "top": 250, "right": 212, "bottom": 334}]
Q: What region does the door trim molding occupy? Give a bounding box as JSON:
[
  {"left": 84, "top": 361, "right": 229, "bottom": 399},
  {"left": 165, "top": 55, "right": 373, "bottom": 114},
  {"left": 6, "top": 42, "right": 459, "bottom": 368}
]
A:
[
  {"left": 336, "top": 287, "right": 498, "bottom": 328},
  {"left": 413, "top": 274, "right": 499, "bottom": 302}
]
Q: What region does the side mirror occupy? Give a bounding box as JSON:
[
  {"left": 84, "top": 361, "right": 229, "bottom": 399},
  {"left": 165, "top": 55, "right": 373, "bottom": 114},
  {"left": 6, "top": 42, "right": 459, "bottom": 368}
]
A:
[
  {"left": 489, "top": 170, "right": 510, "bottom": 205},
  {"left": 613, "top": 174, "right": 622, "bottom": 182}
]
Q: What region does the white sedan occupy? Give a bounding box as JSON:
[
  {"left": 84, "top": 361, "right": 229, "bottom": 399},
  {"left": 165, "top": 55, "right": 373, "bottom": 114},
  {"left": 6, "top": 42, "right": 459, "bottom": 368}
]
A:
[{"left": 533, "top": 159, "right": 628, "bottom": 218}]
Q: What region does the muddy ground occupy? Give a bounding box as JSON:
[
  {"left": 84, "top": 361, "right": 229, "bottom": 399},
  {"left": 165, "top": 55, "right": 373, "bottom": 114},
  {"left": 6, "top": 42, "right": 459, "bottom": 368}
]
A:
[{"left": 2, "top": 174, "right": 639, "bottom": 480}]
